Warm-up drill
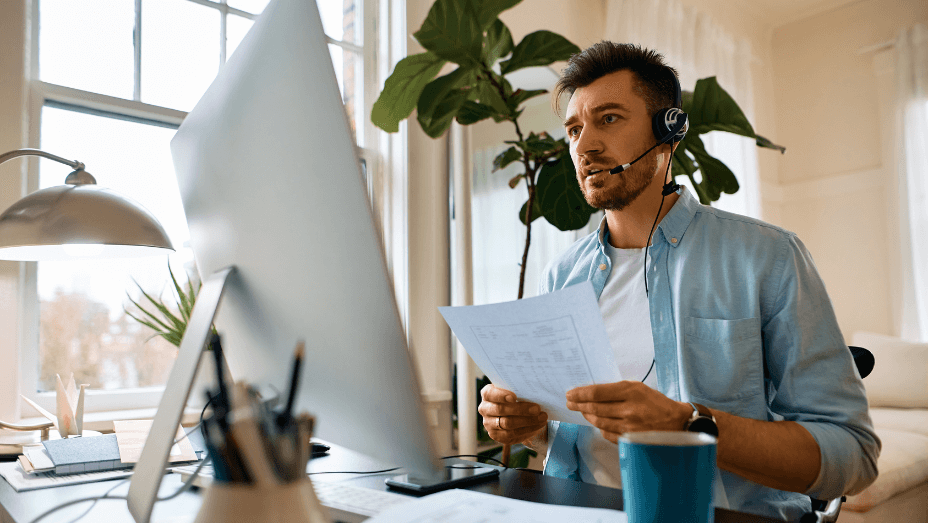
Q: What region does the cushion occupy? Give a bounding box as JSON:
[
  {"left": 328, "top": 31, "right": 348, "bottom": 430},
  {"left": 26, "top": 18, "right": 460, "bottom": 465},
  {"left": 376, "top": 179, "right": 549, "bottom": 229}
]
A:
[
  {"left": 869, "top": 407, "right": 928, "bottom": 438},
  {"left": 852, "top": 331, "right": 928, "bottom": 408},
  {"left": 843, "top": 428, "right": 928, "bottom": 512}
]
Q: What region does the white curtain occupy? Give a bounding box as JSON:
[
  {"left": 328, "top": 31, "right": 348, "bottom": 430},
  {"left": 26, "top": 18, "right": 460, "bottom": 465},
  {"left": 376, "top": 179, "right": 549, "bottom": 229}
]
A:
[
  {"left": 894, "top": 23, "right": 928, "bottom": 341},
  {"left": 604, "top": 0, "right": 761, "bottom": 218}
]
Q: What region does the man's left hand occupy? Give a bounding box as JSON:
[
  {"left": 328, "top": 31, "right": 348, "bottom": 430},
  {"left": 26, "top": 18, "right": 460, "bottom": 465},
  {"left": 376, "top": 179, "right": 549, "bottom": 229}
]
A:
[{"left": 566, "top": 381, "right": 693, "bottom": 443}]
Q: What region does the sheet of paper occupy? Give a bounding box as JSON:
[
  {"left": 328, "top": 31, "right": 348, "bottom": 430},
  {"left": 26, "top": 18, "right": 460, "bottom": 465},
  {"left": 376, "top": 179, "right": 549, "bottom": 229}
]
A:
[
  {"left": 368, "top": 488, "right": 627, "bottom": 523},
  {"left": 114, "top": 420, "right": 197, "bottom": 463},
  {"left": 440, "top": 281, "right": 620, "bottom": 426},
  {"left": 0, "top": 462, "right": 131, "bottom": 492},
  {"left": 22, "top": 445, "right": 54, "bottom": 471}
]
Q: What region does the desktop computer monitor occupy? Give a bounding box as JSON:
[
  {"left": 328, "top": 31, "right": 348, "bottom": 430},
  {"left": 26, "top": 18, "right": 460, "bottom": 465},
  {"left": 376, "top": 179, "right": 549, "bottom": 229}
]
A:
[{"left": 125, "top": 0, "right": 469, "bottom": 521}]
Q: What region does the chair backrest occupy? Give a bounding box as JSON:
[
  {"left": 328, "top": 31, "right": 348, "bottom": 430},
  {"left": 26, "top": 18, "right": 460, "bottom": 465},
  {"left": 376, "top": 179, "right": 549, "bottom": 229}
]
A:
[{"left": 848, "top": 346, "right": 874, "bottom": 379}]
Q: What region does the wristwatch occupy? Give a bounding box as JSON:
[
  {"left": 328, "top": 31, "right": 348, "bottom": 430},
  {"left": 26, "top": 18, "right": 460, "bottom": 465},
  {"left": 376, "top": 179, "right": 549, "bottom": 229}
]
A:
[{"left": 684, "top": 402, "right": 718, "bottom": 437}]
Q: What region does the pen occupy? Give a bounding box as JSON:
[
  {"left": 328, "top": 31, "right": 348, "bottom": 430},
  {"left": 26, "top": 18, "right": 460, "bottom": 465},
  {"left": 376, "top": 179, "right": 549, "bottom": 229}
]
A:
[{"left": 279, "top": 341, "right": 305, "bottom": 429}]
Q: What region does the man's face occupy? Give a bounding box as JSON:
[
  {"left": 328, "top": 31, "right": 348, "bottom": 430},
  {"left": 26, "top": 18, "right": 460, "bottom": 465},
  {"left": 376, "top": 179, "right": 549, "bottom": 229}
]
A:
[{"left": 563, "top": 70, "right": 660, "bottom": 211}]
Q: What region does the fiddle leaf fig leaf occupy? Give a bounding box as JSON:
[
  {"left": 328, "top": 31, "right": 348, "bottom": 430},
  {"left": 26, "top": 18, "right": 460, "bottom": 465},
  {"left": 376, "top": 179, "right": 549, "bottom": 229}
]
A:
[
  {"left": 483, "top": 19, "right": 514, "bottom": 66},
  {"left": 474, "top": 0, "right": 522, "bottom": 30},
  {"left": 493, "top": 146, "right": 522, "bottom": 171},
  {"left": 500, "top": 30, "right": 580, "bottom": 75},
  {"left": 473, "top": 77, "right": 510, "bottom": 120},
  {"left": 686, "top": 76, "right": 755, "bottom": 138},
  {"left": 456, "top": 100, "right": 499, "bottom": 125},
  {"left": 536, "top": 157, "right": 595, "bottom": 231},
  {"left": 755, "top": 134, "right": 786, "bottom": 154},
  {"left": 687, "top": 137, "right": 739, "bottom": 203},
  {"left": 507, "top": 88, "right": 548, "bottom": 111},
  {"left": 371, "top": 51, "right": 445, "bottom": 132},
  {"left": 413, "top": 0, "right": 482, "bottom": 66},
  {"left": 417, "top": 66, "right": 476, "bottom": 138},
  {"left": 519, "top": 198, "right": 543, "bottom": 225},
  {"left": 508, "top": 174, "right": 523, "bottom": 189}
]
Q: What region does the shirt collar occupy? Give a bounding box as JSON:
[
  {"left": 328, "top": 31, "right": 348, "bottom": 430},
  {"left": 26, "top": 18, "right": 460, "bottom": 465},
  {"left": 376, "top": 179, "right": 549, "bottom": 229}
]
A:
[
  {"left": 596, "top": 186, "right": 700, "bottom": 249},
  {"left": 655, "top": 186, "right": 699, "bottom": 248}
]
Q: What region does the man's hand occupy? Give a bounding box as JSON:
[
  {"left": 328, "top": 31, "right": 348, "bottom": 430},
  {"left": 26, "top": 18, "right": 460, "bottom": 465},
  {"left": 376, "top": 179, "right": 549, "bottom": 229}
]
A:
[
  {"left": 478, "top": 384, "right": 548, "bottom": 446},
  {"left": 566, "top": 381, "right": 692, "bottom": 443}
]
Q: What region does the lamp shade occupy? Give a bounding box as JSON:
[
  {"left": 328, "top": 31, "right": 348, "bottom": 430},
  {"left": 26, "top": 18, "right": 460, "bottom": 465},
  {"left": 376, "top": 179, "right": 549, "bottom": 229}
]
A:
[{"left": 0, "top": 184, "right": 174, "bottom": 261}]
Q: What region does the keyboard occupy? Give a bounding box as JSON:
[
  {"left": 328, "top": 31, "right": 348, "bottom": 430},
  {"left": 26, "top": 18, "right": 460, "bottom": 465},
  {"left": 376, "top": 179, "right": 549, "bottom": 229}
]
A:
[
  {"left": 312, "top": 481, "right": 413, "bottom": 522},
  {"left": 172, "top": 464, "right": 412, "bottom": 522}
]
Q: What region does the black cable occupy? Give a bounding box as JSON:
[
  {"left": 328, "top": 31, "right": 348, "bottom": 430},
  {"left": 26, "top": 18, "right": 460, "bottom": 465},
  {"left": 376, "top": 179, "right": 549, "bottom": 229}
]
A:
[
  {"left": 639, "top": 146, "right": 676, "bottom": 384},
  {"left": 640, "top": 358, "right": 656, "bottom": 383},
  {"left": 440, "top": 454, "right": 506, "bottom": 467},
  {"left": 307, "top": 467, "right": 402, "bottom": 476}
]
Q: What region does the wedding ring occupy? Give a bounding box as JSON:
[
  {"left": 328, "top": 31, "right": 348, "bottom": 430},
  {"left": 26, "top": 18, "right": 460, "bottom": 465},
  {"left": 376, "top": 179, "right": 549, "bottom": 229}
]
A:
[{"left": 496, "top": 416, "right": 502, "bottom": 430}]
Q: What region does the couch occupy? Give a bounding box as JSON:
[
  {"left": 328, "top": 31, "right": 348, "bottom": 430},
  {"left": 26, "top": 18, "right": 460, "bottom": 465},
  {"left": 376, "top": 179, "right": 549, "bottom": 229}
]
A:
[{"left": 838, "top": 331, "right": 928, "bottom": 522}]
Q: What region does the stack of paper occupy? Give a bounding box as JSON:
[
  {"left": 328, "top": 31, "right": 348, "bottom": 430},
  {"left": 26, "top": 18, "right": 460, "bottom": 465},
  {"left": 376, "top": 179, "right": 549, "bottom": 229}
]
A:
[{"left": 14, "top": 421, "right": 203, "bottom": 477}]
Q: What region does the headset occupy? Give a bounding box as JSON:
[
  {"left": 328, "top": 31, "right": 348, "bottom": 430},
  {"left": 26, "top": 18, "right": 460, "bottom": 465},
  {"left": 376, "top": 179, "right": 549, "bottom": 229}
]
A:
[{"left": 608, "top": 69, "right": 688, "bottom": 176}]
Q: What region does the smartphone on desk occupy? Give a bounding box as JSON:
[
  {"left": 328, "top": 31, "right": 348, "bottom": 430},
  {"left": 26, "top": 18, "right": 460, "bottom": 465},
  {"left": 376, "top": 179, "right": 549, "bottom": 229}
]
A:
[{"left": 385, "top": 465, "right": 500, "bottom": 494}]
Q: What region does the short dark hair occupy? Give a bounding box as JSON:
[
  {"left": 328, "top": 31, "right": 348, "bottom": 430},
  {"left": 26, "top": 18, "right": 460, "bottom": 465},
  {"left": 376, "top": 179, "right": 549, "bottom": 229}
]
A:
[{"left": 554, "top": 42, "right": 679, "bottom": 117}]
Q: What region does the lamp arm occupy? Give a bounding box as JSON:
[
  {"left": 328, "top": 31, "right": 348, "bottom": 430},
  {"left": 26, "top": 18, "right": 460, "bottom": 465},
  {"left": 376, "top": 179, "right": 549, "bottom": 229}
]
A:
[
  {"left": 0, "top": 419, "right": 54, "bottom": 431},
  {"left": 0, "top": 148, "right": 85, "bottom": 171}
]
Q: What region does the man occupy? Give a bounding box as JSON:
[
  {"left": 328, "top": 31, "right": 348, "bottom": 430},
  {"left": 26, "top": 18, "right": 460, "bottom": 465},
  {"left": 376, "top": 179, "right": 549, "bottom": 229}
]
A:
[{"left": 477, "top": 42, "right": 879, "bottom": 520}]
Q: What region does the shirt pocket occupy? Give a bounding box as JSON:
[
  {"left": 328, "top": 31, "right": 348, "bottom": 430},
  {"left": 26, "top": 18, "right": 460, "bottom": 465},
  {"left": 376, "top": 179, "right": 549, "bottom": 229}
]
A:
[{"left": 683, "top": 317, "right": 763, "bottom": 404}]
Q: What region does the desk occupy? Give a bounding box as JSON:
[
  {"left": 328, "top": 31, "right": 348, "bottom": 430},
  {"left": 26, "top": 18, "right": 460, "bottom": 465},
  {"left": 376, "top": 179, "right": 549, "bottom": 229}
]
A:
[{"left": 0, "top": 442, "right": 788, "bottom": 523}]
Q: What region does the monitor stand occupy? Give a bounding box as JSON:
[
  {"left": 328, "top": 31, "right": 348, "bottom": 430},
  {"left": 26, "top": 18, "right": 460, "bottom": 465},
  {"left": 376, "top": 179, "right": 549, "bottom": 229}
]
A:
[{"left": 127, "top": 267, "right": 235, "bottom": 523}]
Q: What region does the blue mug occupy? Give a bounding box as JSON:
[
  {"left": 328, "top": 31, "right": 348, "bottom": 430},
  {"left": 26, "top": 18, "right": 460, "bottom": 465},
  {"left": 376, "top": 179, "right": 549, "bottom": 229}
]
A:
[{"left": 619, "top": 431, "right": 718, "bottom": 523}]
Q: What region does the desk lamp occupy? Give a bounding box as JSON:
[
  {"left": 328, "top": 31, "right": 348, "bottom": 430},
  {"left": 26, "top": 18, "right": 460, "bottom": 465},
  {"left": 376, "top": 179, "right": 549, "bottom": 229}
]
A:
[{"left": 0, "top": 148, "right": 174, "bottom": 443}]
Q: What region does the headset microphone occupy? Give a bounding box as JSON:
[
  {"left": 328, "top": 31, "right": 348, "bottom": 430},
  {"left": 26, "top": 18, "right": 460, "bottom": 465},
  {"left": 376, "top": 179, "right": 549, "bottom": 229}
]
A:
[{"left": 608, "top": 113, "right": 688, "bottom": 174}]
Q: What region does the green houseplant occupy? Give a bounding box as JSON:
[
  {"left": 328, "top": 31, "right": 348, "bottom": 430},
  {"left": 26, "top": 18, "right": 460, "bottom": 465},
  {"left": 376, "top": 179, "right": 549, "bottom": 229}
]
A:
[
  {"left": 373, "top": 0, "right": 784, "bottom": 465},
  {"left": 125, "top": 264, "right": 213, "bottom": 348},
  {"left": 373, "top": 0, "right": 783, "bottom": 300}
]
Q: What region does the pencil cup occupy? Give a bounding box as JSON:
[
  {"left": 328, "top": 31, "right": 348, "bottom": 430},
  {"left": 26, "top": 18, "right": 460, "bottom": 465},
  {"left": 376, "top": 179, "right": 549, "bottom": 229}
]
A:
[
  {"left": 194, "top": 478, "right": 330, "bottom": 523},
  {"left": 619, "top": 431, "right": 717, "bottom": 523}
]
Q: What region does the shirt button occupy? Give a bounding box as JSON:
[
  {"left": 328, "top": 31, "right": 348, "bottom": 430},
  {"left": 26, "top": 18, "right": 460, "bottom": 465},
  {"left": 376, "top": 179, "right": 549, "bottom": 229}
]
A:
[
  {"left": 671, "top": 237, "right": 678, "bottom": 244},
  {"left": 599, "top": 263, "right": 607, "bottom": 271}
]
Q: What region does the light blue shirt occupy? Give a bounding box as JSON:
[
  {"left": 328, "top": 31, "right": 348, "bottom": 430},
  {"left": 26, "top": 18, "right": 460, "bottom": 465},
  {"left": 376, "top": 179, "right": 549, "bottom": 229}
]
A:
[{"left": 540, "top": 187, "right": 880, "bottom": 521}]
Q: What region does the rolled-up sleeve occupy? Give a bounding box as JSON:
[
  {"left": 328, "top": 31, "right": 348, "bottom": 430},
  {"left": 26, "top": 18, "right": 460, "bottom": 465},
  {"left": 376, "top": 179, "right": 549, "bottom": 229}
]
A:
[{"left": 763, "top": 234, "right": 880, "bottom": 500}]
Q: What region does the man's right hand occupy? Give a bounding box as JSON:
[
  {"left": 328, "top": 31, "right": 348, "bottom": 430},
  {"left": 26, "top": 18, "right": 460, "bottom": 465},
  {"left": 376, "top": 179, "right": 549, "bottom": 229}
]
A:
[{"left": 478, "top": 384, "right": 548, "bottom": 446}]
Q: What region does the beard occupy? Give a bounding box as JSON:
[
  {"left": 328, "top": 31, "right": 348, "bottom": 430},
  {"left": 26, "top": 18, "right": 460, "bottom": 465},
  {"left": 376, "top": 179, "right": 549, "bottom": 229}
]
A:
[{"left": 578, "top": 151, "right": 659, "bottom": 211}]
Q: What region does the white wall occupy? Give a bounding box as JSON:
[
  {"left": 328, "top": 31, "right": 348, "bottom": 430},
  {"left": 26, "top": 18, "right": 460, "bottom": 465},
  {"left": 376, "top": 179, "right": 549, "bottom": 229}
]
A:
[{"left": 769, "top": 0, "right": 928, "bottom": 340}]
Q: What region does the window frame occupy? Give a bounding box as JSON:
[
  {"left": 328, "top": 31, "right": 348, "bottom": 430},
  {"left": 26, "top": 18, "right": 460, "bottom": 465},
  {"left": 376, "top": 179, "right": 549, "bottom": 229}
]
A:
[{"left": 16, "top": 0, "right": 396, "bottom": 419}]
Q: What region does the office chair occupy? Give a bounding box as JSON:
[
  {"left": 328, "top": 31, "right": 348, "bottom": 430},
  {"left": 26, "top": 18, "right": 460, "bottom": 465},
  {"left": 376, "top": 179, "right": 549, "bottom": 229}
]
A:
[{"left": 801, "top": 345, "right": 875, "bottom": 523}]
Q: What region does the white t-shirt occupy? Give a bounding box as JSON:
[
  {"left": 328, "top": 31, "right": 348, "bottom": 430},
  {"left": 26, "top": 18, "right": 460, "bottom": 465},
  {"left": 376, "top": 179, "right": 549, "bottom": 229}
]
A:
[{"left": 577, "top": 242, "right": 656, "bottom": 488}]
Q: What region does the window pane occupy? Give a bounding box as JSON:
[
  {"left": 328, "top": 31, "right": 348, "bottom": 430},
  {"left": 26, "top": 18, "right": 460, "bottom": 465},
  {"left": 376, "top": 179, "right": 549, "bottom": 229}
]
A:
[
  {"left": 227, "top": 14, "right": 255, "bottom": 61},
  {"left": 141, "top": 0, "right": 220, "bottom": 111},
  {"left": 38, "top": 106, "right": 192, "bottom": 392},
  {"left": 39, "top": 0, "right": 135, "bottom": 99},
  {"left": 227, "top": 0, "right": 271, "bottom": 15},
  {"left": 317, "top": 0, "right": 360, "bottom": 45},
  {"left": 328, "top": 44, "right": 363, "bottom": 145}
]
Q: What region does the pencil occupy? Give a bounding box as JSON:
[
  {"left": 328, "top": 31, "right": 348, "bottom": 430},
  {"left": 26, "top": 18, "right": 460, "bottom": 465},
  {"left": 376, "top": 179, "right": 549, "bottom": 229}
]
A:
[{"left": 282, "top": 341, "right": 305, "bottom": 424}]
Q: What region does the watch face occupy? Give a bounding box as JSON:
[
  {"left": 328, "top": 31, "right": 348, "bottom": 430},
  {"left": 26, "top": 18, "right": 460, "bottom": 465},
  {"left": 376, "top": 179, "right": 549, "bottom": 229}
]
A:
[{"left": 688, "top": 418, "right": 719, "bottom": 437}]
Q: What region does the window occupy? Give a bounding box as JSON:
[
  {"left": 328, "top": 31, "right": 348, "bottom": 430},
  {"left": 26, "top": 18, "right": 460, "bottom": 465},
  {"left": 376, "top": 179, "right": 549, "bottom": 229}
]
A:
[{"left": 21, "top": 0, "right": 384, "bottom": 416}]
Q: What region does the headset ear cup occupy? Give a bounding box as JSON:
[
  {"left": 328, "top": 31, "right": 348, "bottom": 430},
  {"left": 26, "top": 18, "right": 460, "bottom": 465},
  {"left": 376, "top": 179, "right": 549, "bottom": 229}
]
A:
[{"left": 652, "top": 107, "right": 688, "bottom": 143}]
